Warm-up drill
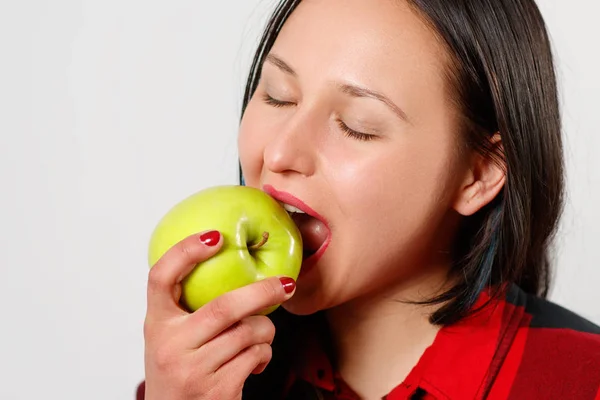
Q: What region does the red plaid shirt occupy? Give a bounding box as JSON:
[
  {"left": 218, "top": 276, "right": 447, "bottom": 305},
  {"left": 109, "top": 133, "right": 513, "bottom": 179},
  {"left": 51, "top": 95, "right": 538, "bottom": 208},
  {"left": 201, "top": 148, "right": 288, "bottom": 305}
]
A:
[{"left": 136, "top": 284, "right": 600, "bottom": 399}]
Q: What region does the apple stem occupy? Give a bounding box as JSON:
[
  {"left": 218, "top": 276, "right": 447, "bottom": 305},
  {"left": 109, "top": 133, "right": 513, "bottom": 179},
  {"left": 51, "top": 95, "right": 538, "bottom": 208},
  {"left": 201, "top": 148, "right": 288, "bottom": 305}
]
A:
[{"left": 249, "top": 231, "right": 269, "bottom": 251}]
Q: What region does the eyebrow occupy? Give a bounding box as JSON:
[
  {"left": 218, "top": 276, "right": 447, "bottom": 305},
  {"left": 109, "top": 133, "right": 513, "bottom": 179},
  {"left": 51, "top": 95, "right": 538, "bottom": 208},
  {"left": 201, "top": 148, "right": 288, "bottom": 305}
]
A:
[
  {"left": 265, "top": 53, "right": 410, "bottom": 123},
  {"left": 266, "top": 54, "right": 297, "bottom": 77},
  {"left": 337, "top": 83, "right": 409, "bottom": 123}
]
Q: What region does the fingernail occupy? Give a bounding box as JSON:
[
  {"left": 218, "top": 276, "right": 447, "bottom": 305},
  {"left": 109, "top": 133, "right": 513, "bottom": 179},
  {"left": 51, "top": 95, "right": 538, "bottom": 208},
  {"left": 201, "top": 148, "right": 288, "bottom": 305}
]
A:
[
  {"left": 200, "top": 231, "right": 220, "bottom": 246},
  {"left": 279, "top": 277, "right": 296, "bottom": 295}
]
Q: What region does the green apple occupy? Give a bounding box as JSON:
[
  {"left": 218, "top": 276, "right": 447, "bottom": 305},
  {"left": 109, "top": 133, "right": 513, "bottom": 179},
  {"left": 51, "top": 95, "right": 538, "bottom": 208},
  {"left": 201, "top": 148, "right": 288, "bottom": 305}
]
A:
[{"left": 147, "top": 185, "right": 303, "bottom": 315}]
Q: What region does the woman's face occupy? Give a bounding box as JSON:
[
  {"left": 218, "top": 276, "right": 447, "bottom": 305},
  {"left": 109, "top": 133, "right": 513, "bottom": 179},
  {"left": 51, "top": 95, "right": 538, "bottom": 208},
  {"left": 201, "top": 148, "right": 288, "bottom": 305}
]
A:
[{"left": 238, "top": 0, "right": 470, "bottom": 315}]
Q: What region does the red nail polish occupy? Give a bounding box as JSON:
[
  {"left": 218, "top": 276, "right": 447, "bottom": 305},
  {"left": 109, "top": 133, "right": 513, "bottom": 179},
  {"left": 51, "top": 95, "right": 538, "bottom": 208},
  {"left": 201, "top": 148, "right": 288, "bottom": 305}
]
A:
[
  {"left": 279, "top": 277, "right": 296, "bottom": 294},
  {"left": 200, "top": 231, "right": 220, "bottom": 246}
]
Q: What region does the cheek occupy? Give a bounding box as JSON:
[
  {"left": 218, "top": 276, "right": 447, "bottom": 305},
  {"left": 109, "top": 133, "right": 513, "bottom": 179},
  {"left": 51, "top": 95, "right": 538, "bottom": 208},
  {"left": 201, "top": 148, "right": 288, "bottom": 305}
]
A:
[
  {"left": 336, "top": 138, "right": 459, "bottom": 216},
  {"left": 331, "top": 135, "right": 461, "bottom": 261}
]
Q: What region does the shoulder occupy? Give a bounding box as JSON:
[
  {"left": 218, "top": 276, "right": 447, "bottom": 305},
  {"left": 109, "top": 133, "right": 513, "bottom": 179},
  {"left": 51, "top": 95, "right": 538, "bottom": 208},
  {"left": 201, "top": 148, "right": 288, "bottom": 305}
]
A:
[
  {"left": 499, "top": 285, "right": 600, "bottom": 397},
  {"left": 511, "top": 284, "right": 600, "bottom": 357},
  {"left": 518, "top": 288, "right": 600, "bottom": 356},
  {"left": 521, "top": 289, "right": 600, "bottom": 336}
]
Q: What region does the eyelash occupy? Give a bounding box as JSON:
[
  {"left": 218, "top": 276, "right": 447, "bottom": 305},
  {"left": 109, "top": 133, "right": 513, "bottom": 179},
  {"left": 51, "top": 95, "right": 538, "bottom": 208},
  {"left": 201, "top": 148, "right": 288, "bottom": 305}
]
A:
[
  {"left": 262, "top": 93, "right": 294, "bottom": 108},
  {"left": 261, "top": 94, "right": 377, "bottom": 142},
  {"left": 335, "top": 119, "right": 376, "bottom": 142}
]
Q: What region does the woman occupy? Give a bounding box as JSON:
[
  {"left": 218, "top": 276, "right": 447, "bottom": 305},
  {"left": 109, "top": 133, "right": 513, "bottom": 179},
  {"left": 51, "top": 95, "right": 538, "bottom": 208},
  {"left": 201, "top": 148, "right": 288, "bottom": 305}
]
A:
[{"left": 139, "top": 0, "right": 600, "bottom": 399}]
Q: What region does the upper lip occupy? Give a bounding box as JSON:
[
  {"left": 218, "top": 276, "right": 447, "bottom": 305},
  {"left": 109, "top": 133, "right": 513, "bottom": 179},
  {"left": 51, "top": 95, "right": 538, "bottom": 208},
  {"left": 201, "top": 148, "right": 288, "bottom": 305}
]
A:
[{"left": 262, "top": 184, "right": 329, "bottom": 227}]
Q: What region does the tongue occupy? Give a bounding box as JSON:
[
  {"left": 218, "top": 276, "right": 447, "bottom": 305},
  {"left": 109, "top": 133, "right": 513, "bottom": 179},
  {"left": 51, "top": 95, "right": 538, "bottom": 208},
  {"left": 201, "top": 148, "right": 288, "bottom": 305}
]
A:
[{"left": 291, "top": 213, "right": 328, "bottom": 255}]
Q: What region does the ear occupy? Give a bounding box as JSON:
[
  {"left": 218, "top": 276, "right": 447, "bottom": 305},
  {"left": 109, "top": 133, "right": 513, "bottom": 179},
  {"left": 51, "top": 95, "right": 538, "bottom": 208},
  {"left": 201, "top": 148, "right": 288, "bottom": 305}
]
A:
[{"left": 453, "top": 133, "right": 506, "bottom": 216}]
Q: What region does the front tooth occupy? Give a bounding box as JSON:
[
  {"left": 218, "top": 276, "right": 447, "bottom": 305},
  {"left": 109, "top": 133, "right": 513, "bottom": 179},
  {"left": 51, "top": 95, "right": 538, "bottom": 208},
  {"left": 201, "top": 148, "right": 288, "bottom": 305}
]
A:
[{"left": 281, "top": 203, "right": 305, "bottom": 214}]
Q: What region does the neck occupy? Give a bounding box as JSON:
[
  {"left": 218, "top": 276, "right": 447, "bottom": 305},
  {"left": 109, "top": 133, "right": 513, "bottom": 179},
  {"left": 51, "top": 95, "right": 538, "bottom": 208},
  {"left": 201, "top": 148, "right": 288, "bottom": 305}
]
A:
[{"left": 325, "top": 269, "right": 451, "bottom": 400}]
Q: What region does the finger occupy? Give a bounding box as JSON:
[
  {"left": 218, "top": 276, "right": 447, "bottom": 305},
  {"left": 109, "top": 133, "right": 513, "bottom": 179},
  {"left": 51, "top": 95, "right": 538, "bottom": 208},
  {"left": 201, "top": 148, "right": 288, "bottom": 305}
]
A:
[
  {"left": 186, "top": 276, "right": 295, "bottom": 346},
  {"left": 216, "top": 343, "right": 273, "bottom": 382},
  {"left": 146, "top": 230, "right": 223, "bottom": 317},
  {"left": 251, "top": 359, "right": 269, "bottom": 375},
  {"left": 193, "top": 315, "right": 275, "bottom": 373}
]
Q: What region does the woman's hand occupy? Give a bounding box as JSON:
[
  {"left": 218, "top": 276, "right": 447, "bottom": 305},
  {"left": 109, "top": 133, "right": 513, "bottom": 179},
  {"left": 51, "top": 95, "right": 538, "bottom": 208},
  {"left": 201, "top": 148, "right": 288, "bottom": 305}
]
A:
[{"left": 142, "top": 230, "right": 296, "bottom": 400}]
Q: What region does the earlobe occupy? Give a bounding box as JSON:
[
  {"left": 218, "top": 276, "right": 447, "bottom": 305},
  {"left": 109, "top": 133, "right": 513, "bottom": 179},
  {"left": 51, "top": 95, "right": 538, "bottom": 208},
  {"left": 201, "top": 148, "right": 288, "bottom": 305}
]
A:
[{"left": 453, "top": 134, "right": 506, "bottom": 216}]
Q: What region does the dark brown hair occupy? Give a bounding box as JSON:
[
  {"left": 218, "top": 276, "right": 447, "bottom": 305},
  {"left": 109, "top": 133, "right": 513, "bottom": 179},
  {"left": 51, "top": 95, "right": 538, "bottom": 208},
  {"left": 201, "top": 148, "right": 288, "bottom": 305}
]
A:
[{"left": 240, "top": 0, "right": 564, "bottom": 395}]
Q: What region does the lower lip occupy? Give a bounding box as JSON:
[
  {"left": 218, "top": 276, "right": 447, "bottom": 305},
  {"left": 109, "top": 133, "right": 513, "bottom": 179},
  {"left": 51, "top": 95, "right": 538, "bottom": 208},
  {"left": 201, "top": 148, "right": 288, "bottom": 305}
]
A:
[{"left": 299, "top": 233, "right": 331, "bottom": 277}]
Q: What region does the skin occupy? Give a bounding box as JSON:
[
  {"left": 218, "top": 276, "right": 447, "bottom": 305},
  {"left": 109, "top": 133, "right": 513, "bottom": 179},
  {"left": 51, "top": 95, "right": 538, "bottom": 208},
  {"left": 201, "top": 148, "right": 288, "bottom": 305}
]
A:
[
  {"left": 143, "top": 232, "right": 296, "bottom": 400},
  {"left": 143, "top": 0, "right": 505, "bottom": 399},
  {"left": 238, "top": 0, "right": 505, "bottom": 398}
]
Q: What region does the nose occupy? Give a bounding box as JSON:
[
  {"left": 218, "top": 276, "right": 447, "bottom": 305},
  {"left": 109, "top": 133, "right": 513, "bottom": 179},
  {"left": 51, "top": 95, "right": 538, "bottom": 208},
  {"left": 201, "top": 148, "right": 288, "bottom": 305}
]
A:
[{"left": 263, "top": 111, "right": 318, "bottom": 178}]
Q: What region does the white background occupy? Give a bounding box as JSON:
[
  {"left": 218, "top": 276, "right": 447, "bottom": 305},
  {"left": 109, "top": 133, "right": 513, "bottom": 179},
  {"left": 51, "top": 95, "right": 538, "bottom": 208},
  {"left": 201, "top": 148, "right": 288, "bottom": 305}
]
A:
[{"left": 0, "top": 1, "right": 598, "bottom": 399}]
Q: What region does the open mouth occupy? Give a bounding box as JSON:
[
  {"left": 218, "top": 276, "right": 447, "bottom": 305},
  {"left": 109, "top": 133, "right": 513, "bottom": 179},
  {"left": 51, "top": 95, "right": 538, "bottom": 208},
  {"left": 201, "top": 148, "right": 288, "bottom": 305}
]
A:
[
  {"left": 263, "top": 184, "right": 331, "bottom": 262},
  {"left": 280, "top": 203, "right": 329, "bottom": 259}
]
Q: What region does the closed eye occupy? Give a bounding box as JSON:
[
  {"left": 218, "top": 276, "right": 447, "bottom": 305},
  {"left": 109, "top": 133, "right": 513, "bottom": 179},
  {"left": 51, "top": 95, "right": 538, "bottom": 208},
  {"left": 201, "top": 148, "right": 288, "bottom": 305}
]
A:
[
  {"left": 336, "top": 119, "right": 377, "bottom": 142},
  {"left": 262, "top": 93, "right": 295, "bottom": 108},
  {"left": 262, "top": 93, "right": 376, "bottom": 142}
]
